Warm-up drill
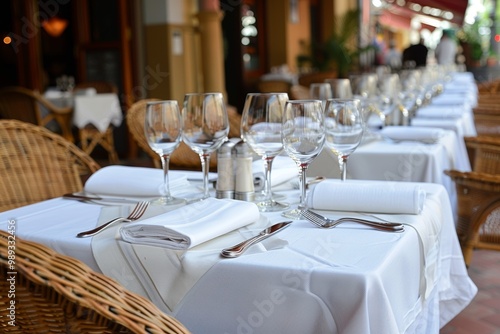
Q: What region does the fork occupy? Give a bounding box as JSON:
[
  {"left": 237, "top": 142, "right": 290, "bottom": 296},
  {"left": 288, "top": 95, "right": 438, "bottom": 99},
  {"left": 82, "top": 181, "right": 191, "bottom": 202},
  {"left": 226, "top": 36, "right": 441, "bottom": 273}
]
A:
[
  {"left": 301, "top": 209, "right": 404, "bottom": 232},
  {"left": 76, "top": 201, "right": 150, "bottom": 238}
]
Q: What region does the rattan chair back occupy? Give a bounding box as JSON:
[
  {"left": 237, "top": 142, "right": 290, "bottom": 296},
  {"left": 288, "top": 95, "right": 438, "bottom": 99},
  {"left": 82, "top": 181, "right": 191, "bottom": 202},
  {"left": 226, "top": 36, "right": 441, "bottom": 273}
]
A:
[
  {"left": 126, "top": 99, "right": 241, "bottom": 171},
  {"left": 0, "top": 230, "right": 190, "bottom": 333},
  {"left": 0, "top": 119, "right": 100, "bottom": 212},
  {"left": 465, "top": 136, "right": 500, "bottom": 174},
  {"left": 127, "top": 98, "right": 217, "bottom": 170},
  {"left": 444, "top": 170, "right": 500, "bottom": 266},
  {"left": 473, "top": 106, "right": 500, "bottom": 137},
  {"left": 0, "top": 86, "right": 73, "bottom": 141}
]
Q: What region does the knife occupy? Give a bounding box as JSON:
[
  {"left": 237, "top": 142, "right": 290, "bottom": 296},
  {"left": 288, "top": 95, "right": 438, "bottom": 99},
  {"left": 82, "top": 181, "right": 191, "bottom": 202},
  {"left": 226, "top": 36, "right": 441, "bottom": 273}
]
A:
[
  {"left": 62, "top": 193, "right": 140, "bottom": 204},
  {"left": 220, "top": 221, "right": 292, "bottom": 258}
]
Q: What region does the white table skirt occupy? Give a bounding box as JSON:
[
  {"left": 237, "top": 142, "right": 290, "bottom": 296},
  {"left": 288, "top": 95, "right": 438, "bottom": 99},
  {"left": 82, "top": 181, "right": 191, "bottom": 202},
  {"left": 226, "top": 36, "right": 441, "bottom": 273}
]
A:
[
  {"left": 73, "top": 93, "right": 123, "bottom": 132},
  {"left": 0, "top": 179, "right": 477, "bottom": 334}
]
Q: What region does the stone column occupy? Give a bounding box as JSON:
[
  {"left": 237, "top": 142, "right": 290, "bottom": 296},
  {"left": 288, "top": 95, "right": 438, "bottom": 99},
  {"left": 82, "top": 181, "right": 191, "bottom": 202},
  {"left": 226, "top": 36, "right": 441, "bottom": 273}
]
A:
[{"left": 196, "top": 4, "right": 227, "bottom": 98}]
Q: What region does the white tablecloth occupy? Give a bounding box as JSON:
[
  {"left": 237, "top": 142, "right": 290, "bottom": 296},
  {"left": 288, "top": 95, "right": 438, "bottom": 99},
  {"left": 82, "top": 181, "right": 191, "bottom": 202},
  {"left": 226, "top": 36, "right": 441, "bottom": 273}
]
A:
[
  {"left": 73, "top": 93, "right": 123, "bottom": 132},
  {"left": 44, "top": 90, "right": 123, "bottom": 133},
  {"left": 0, "top": 177, "right": 477, "bottom": 334}
]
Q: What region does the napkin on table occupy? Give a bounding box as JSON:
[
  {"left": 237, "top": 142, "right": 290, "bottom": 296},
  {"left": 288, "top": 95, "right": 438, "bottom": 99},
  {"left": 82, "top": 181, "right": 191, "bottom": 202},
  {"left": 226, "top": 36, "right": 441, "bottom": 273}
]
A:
[
  {"left": 306, "top": 180, "right": 426, "bottom": 214},
  {"left": 83, "top": 165, "right": 190, "bottom": 197},
  {"left": 380, "top": 126, "right": 445, "bottom": 143},
  {"left": 253, "top": 155, "right": 298, "bottom": 190},
  {"left": 120, "top": 197, "right": 260, "bottom": 249}
]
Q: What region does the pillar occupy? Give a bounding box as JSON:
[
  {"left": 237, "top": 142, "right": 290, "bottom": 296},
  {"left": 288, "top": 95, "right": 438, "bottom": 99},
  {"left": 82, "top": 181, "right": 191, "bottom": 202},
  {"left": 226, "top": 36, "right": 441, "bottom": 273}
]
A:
[{"left": 196, "top": 5, "right": 227, "bottom": 98}]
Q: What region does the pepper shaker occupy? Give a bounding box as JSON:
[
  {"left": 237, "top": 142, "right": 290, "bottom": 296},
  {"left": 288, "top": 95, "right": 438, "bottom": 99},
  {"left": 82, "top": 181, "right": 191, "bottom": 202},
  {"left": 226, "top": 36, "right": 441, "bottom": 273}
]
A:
[
  {"left": 233, "top": 141, "right": 255, "bottom": 201},
  {"left": 216, "top": 139, "right": 239, "bottom": 199}
]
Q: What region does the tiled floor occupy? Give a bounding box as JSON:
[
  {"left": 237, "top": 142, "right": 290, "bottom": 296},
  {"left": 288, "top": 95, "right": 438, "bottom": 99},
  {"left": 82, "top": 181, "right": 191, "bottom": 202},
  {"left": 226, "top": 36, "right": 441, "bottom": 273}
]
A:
[{"left": 440, "top": 250, "right": 500, "bottom": 334}]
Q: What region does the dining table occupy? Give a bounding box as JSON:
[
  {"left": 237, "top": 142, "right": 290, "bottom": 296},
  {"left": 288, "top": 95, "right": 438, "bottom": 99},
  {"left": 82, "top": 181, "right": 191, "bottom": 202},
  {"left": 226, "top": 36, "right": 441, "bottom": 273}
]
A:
[
  {"left": 0, "top": 166, "right": 477, "bottom": 334},
  {"left": 44, "top": 88, "right": 123, "bottom": 132}
]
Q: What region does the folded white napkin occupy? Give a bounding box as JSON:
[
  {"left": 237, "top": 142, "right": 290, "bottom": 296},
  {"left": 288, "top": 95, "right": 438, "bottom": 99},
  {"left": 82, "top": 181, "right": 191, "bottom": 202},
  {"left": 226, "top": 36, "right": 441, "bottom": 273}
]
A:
[
  {"left": 84, "top": 165, "right": 190, "bottom": 197},
  {"left": 380, "top": 126, "right": 445, "bottom": 142},
  {"left": 253, "top": 155, "right": 298, "bottom": 190},
  {"left": 415, "top": 106, "right": 464, "bottom": 119},
  {"left": 120, "top": 198, "right": 260, "bottom": 249},
  {"left": 306, "top": 180, "right": 426, "bottom": 214}
]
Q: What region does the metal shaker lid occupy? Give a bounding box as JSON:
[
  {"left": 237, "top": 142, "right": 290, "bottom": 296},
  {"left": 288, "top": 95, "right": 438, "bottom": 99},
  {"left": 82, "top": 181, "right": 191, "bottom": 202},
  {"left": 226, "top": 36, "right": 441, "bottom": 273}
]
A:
[
  {"left": 233, "top": 141, "right": 253, "bottom": 157},
  {"left": 218, "top": 138, "right": 241, "bottom": 157}
]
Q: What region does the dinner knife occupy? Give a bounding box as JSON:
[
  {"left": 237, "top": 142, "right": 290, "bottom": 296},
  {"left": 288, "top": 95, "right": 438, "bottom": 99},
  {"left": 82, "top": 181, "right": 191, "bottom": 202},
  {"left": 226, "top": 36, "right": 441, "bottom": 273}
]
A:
[
  {"left": 62, "top": 193, "right": 140, "bottom": 204},
  {"left": 220, "top": 221, "right": 292, "bottom": 258}
]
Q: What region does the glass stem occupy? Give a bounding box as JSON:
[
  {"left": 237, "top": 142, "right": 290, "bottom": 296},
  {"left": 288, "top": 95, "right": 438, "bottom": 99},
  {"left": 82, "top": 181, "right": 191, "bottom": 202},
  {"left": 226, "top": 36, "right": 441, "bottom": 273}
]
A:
[
  {"left": 262, "top": 156, "right": 274, "bottom": 203},
  {"left": 298, "top": 163, "right": 308, "bottom": 210},
  {"left": 200, "top": 152, "right": 211, "bottom": 199},
  {"left": 161, "top": 154, "right": 172, "bottom": 200},
  {"left": 338, "top": 156, "right": 348, "bottom": 181}
]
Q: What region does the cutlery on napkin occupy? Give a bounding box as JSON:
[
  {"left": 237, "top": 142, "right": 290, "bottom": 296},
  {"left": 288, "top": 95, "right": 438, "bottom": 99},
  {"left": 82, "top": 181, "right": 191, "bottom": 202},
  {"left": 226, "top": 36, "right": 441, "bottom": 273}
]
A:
[
  {"left": 306, "top": 180, "right": 426, "bottom": 214},
  {"left": 83, "top": 165, "right": 190, "bottom": 197},
  {"left": 120, "top": 198, "right": 260, "bottom": 249}
]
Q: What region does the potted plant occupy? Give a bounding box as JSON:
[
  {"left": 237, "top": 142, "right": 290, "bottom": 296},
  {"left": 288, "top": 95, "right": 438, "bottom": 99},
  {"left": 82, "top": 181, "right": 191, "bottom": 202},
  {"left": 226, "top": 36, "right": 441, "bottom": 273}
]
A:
[{"left": 297, "top": 9, "right": 373, "bottom": 78}]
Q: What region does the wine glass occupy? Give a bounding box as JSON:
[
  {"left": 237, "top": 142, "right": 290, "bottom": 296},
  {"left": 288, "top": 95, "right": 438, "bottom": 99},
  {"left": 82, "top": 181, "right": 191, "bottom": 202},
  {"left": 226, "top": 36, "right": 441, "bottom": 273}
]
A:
[
  {"left": 281, "top": 100, "right": 325, "bottom": 219},
  {"left": 241, "top": 93, "right": 289, "bottom": 212},
  {"left": 309, "top": 83, "right": 332, "bottom": 100},
  {"left": 324, "top": 98, "right": 364, "bottom": 181},
  {"left": 182, "top": 92, "right": 229, "bottom": 200},
  {"left": 144, "top": 100, "right": 186, "bottom": 205},
  {"left": 324, "top": 78, "right": 353, "bottom": 98}
]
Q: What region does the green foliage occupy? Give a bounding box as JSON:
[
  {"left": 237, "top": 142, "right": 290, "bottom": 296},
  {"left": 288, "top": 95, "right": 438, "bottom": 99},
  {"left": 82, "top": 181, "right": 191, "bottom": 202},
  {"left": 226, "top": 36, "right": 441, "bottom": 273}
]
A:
[{"left": 298, "top": 9, "right": 373, "bottom": 78}]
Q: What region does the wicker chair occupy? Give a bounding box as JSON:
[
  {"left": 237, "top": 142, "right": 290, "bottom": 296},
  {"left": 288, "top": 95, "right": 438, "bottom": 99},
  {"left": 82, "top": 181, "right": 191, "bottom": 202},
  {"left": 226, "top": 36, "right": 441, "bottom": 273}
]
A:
[
  {"left": 0, "top": 86, "right": 74, "bottom": 142},
  {"left": 0, "top": 120, "right": 100, "bottom": 212},
  {"left": 74, "top": 81, "right": 120, "bottom": 164},
  {"left": 444, "top": 170, "right": 500, "bottom": 266},
  {"left": 465, "top": 136, "right": 500, "bottom": 173},
  {"left": 126, "top": 99, "right": 241, "bottom": 171},
  {"left": 473, "top": 106, "right": 500, "bottom": 137},
  {"left": 0, "top": 230, "right": 190, "bottom": 333}
]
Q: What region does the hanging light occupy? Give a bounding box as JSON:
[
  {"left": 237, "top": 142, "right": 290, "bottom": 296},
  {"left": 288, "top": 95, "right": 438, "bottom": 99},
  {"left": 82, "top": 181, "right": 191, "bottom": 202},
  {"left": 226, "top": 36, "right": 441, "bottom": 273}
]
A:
[{"left": 42, "top": 16, "right": 68, "bottom": 37}]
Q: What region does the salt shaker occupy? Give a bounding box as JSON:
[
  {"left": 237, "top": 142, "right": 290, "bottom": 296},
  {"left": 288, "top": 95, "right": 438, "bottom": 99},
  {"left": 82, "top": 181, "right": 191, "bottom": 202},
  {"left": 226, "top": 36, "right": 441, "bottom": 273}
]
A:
[
  {"left": 216, "top": 139, "right": 239, "bottom": 199},
  {"left": 233, "top": 141, "right": 255, "bottom": 201}
]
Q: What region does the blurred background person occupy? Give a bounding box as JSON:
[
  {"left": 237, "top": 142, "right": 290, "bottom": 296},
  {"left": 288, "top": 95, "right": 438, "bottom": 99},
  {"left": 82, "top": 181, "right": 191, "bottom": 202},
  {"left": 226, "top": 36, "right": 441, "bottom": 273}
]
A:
[
  {"left": 402, "top": 38, "right": 428, "bottom": 68},
  {"left": 435, "top": 29, "right": 457, "bottom": 65},
  {"left": 384, "top": 40, "right": 402, "bottom": 70}
]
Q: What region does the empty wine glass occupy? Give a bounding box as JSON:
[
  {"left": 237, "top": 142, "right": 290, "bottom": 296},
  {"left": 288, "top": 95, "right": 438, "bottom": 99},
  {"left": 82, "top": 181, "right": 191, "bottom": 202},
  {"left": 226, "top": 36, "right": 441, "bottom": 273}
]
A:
[
  {"left": 241, "top": 92, "right": 289, "bottom": 212},
  {"left": 309, "top": 83, "right": 332, "bottom": 101},
  {"left": 182, "top": 93, "right": 229, "bottom": 200},
  {"left": 324, "top": 98, "right": 364, "bottom": 181},
  {"left": 281, "top": 100, "right": 325, "bottom": 219},
  {"left": 145, "top": 100, "right": 186, "bottom": 205},
  {"left": 324, "top": 78, "right": 353, "bottom": 98}
]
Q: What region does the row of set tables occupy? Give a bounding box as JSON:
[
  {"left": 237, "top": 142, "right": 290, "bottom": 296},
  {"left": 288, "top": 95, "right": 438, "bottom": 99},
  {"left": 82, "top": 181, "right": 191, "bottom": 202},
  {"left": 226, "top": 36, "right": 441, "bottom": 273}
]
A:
[
  {"left": 0, "top": 72, "right": 478, "bottom": 333},
  {"left": 309, "top": 72, "right": 477, "bottom": 220}
]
